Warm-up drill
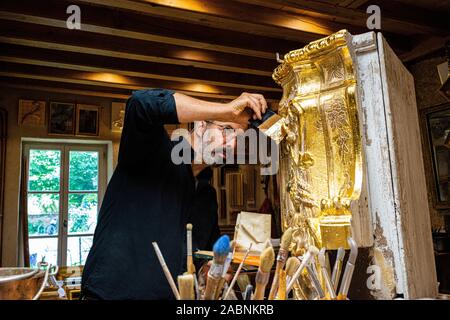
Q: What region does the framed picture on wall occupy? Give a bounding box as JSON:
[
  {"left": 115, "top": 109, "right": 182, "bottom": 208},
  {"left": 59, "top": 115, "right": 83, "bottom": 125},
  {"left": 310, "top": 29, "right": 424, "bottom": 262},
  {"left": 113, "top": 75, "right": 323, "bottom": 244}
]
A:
[
  {"left": 48, "top": 102, "right": 76, "bottom": 135},
  {"left": 76, "top": 104, "right": 100, "bottom": 136},
  {"left": 421, "top": 103, "right": 450, "bottom": 210},
  {"left": 18, "top": 100, "right": 46, "bottom": 127},
  {"left": 111, "top": 102, "right": 125, "bottom": 132}
]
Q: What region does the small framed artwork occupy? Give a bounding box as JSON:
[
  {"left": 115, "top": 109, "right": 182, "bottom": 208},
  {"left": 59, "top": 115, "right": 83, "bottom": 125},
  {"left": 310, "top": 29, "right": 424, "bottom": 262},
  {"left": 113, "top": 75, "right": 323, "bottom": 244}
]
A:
[
  {"left": 48, "top": 102, "right": 76, "bottom": 135},
  {"left": 76, "top": 104, "right": 100, "bottom": 136},
  {"left": 18, "top": 100, "right": 46, "bottom": 127},
  {"left": 111, "top": 102, "right": 125, "bottom": 132}
]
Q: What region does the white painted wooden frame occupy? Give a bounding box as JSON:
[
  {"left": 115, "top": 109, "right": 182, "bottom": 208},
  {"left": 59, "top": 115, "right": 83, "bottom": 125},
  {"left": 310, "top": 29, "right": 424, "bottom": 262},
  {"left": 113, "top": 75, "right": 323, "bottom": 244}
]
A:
[{"left": 351, "top": 31, "right": 438, "bottom": 299}]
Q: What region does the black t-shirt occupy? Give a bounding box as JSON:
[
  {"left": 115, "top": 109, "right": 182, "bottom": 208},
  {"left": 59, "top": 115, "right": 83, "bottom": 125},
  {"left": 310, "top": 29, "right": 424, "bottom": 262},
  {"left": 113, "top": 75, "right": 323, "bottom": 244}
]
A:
[{"left": 81, "top": 89, "right": 218, "bottom": 299}]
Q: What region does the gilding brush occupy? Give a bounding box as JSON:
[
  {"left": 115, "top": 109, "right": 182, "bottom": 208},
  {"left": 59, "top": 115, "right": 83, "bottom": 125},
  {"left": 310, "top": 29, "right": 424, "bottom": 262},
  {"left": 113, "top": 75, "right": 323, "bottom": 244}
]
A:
[
  {"left": 275, "top": 269, "right": 287, "bottom": 300},
  {"left": 305, "top": 257, "right": 325, "bottom": 299},
  {"left": 268, "top": 227, "right": 293, "bottom": 300},
  {"left": 338, "top": 238, "right": 358, "bottom": 299},
  {"left": 204, "top": 235, "right": 230, "bottom": 300},
  {"left": 284, "top": 257, "right": 309, "bottom": 300},
  {"left": 177, "top": 274, "right": 195, "bottom": 300},
  {"left": 331, "top": 247, "right": 345, "bottom": 292},
  {"left": 186, "top": 223, "right": 195, "bottom": 274},
  {"left": 152, "top": 242, "right": 180, "bottom": 300},
  {"left": 318, "top": 248, "right": 336, "bottom": 299},
  {"left": 222, "top": 243, "right": 252, "bottom": 300},
  {"left": 286, "top": 246, "right": 319, "bottom": 295},
  {"left": 253, "top": 246, "right": 275, "bottom": 300},
  {"left": 248, "top": 109, "right": 286, "bottom": 144},
  {"left": 284, "top": 256, "right": 300, "bottom": 286}
]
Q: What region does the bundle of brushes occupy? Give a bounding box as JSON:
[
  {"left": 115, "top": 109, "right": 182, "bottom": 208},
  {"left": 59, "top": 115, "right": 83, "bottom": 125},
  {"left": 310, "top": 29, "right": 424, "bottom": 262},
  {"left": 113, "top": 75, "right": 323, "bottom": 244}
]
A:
[
  {"left": 204, "top": 235, "right": 231, "bottom": 300},
  {"left": 154, "top": 225, "right": 358, "bottom": 300}
]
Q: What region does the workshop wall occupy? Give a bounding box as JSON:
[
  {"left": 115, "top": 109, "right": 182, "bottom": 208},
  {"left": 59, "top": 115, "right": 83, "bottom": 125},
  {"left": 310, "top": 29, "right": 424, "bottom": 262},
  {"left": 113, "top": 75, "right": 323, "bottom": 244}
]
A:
[
  {"left": 409, "top": 53, "right": 449, "bottom": 231},
  {"left": 0, "top": 88, "right": 122, "bottom": 266}
]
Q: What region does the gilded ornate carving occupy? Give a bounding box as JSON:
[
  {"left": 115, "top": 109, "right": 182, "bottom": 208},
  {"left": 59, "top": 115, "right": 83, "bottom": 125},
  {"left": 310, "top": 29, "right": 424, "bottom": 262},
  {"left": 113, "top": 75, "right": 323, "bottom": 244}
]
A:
[{"left": 273, "top": 30, "right": 362, "bottom": 251}]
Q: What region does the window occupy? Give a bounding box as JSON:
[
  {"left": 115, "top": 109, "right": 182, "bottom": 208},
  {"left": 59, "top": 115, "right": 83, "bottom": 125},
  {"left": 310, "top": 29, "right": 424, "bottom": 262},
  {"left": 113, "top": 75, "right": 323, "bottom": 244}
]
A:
[{"left": 24, "top": 143, "right": 106, "bottom": 267}]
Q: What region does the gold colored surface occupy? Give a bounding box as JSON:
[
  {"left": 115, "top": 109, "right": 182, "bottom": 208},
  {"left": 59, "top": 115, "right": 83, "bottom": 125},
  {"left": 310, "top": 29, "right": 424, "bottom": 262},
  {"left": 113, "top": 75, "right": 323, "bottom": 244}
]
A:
[{"left": 273, "top": 30, "right": 362, "bottom": 250}]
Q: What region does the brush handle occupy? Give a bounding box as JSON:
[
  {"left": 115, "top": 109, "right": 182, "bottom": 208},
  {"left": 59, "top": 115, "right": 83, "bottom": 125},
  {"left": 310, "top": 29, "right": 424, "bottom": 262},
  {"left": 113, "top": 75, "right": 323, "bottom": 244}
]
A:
[
  {"left": 214, "top": 277, "right": 226, "bottom": 299},
  {"left": 152, "top": 242, "right": 180, "bottom": 300},
  {"left": 253, "top": 270, "right": 270, "bottom": 300},
  {"left": 321, "top": 267, "right": 336, "bottom": 299},
  {"left": 286, "top": 253, "right": 311, "bottom": 295},
  {"left": 223, "top": 245, "right": 251, "bottom": 300},
  {"left": 331, "top": 260, "right": 343, "bottom": 292},
  {"left": 253, "top": 283, "right": 267, "bottom": 300},
  {"left": 275, "top": 270, "right": 286, "bottom": 300},
  {"left": 178, "top": 275, "right": 195, "bottom": 300},
  {"left": 187, "top": 256, "right": 195, "bottom": 274},
  {"left": 339, "top": 262, "right": 355, "bottom": 297},
  {"left": 268, "top": 262, "right": 283, "bottom": 300},
  {"left": 204, "top": 274, "right": 221, "bottom": 300},
  {"left": 306, "top": 264, "right": 325, "bottom": 298}
]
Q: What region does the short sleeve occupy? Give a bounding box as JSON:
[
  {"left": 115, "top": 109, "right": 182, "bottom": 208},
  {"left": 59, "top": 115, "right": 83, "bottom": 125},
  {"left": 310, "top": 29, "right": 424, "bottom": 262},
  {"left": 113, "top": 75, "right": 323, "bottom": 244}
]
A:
[{"left": 128, "top": 89, "right": 178, "bottom": 126}]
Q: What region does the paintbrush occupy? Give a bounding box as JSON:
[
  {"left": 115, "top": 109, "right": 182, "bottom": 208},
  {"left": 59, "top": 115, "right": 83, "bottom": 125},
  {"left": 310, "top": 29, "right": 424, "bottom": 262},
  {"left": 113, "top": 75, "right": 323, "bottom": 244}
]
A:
[
  {"left": 253, "top": 246, "right": 275, "bottom": 300},
  {"left": 318, "top": 248, "right": 336, "bottom": 299},
  {"left": 204, "top": 235, "right": 230, "bottom": 300},
  {"left": 268, "top": 227, "right": 293, "bottom": 300},
  {"left": 284, "top": 256, "right": 300, "bottom": 286},
  {"left": 186, "top": 223, "right": 196, "bottom": 274},
  {"left": 177, "top": 274, "right": 195, "bottom": 300},
  {"left": 286, "top": 246, "right": 319, "bottom": 295},
  {"left": 306, "top": 257, "right": 325, "bottom": 299},
  {"left": 243, "top": 284, "right": 253, "bottom": 300},
  {"left": 222, "top": 243, "right": 252, "bottom": 300},
  {"left": 275, "top": 269, "right": 287, "bottom": 300},
  {"left": 152, "top": 242, "right": 180, "bottom": 300},
  {"left": 331, "top": 247, "right": 345, "bottom": 293},
  {"left": 338, "top": 238, "right": 358, "bottom": 300},
  {"left": 248, "top": 109, "right": 286, "bottom": 144}
]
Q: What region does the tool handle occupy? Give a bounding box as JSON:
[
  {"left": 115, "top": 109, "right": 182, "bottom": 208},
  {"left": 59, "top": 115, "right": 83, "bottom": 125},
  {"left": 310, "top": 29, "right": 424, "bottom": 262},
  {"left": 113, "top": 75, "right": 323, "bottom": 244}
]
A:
[
  {"left": 153, "top": 242, "right": 180, "bottom": 300},
  {"left": 331, "top": 260, "right": 342, "bottom": 292},
  {"left": 306, "top": 264, "right": 325, "bottom": 298},
  {"left": 268, "top": 262, "right": 282, "bottom": 300},
  {"left": 204, "top": 274, "right": 221, "bottom": 300},
  {"left": 286, "top": 254, "right": 310, "bottom": 294},
  {"left": 253, "top": 283, "right": 266, "bottom": 300},
  {"left": 322, "top": 267, "right": 337, "bottom": 299},
  {"left": 214, "top": 278, "right": 226, "bottom": 299},
  {"left": 339, "top": 263, "right": 355, "bottom": 297},
  {"left": 187, "top": 256, "right": 195, "bottom": 274}
]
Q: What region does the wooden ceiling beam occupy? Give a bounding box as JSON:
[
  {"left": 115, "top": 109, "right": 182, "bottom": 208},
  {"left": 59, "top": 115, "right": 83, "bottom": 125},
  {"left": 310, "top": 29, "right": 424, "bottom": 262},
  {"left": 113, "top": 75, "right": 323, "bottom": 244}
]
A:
[
  {"left": 0, "top": 44, "right": 280, "bottom": 91},
  {"left": 232, "top": 0, "right": 449, "bottom": 36},
  {"left": 0, "top": 0, "right": 299, "bottom": 59},
  {"left": 0, "top": 62, "right": 281, "bottom": 101},
  {"left": 70, "top": 0, "right": 341, "bottom": 42},
  {"left": 0, "top": 36, "right": 273, "bottom": 78},
  {"left": 0, "top": 13, "right": 280, "bottom": 74},
  {"left": 0, "top": 55, "right": 280, "bottom": 93},
  {"left": 0, "top": 77, "right": 278, "bottom": 103}
]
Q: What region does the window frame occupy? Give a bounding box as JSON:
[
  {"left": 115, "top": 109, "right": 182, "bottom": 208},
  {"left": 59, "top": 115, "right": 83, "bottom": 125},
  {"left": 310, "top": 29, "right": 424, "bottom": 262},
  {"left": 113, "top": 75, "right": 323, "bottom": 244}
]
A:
[{"left": 23, "top": 142, "right": 107, "bottom": 266}]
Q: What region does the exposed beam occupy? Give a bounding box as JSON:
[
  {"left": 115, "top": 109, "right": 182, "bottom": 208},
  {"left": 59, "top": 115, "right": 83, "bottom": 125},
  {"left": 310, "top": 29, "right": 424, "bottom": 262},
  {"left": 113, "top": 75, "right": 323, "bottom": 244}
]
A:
[
  {"left": 0, "top": 81, "right": 131, "bottom": 100},
  {"left": 70, "top": 0, "right": 339, "bottom": 42},
  {"left": 0, "top": 55, "right": 281, "bottom": 92},
  {"left": 0, "top": 13, "right": 280, "bottom": 72},
  {"left": 0, "top": 77, "right": 279, "bottom": 103},
  {"left": 0, "top": 62, "right": 281, "bottom": 100},
  {"left": 0, "top": 43, "right": 278, "bottom": 88},
  {"left": 0, "top": 35, "right": 273, "bottom": 77},
  {"left": 232, "top": 0, "right": 449, "bottom": 36},
  {"left": 0, "top": 0, "right": 293, "bottom": 60}
]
